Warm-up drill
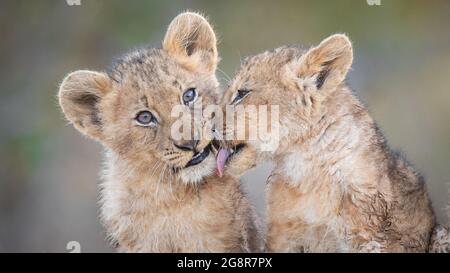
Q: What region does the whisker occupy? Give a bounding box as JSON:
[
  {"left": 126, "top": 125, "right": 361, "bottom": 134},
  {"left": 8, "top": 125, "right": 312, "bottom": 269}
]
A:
[
  {"left": 163, "top": 151, "right": 179, "bottom": 156},
  {"left": 217, "top": 68, "right": 232, "bottom": 84},
  {"left": 165, "top": 155, "right": 183, "bottom": 161},
  {"left": 149, "top": 161, "right": 163, "bottom": 179},
  {"left": 154, "top": 164, "right": 167, "bottom": 200}
]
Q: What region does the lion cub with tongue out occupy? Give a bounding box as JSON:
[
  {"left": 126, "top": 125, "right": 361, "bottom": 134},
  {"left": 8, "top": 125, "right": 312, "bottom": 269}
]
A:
[
  {"left": 58, "top": 12, "right": 260, "bottom": 252},
  {"left": 219, "top": 34, "right": 437, "bottom": 252}
]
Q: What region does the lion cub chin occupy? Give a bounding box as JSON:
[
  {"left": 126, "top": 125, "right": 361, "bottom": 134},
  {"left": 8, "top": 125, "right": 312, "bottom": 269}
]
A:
[
  {"left": 220, "top": 34, "right": 442, "bottom": 252},
  {"left": 58, "top": 12, "right": 260, "bottom": 252}
]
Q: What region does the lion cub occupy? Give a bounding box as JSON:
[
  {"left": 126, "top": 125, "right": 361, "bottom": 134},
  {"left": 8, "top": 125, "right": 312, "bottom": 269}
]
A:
[
  {"left": 219, "top": 34, "right": 438, "bottom": 252},
  {"left": 58, "top": 12, "right": 259, "bottom": 252}
]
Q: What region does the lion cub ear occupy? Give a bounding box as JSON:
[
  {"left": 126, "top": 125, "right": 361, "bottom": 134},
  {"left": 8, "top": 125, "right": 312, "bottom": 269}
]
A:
[
  {"left": 58, "top": 70, "right": 112, "bottom": 141},
  {"left": 163, "top": 12, "right": 218, "bottom": 73},
  {"left": 292, "top": 34, "right": 353, "bottom": 91}
]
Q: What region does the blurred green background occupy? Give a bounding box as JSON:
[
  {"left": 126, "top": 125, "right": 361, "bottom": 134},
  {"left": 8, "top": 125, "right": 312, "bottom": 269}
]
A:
[{"left": 0, "top": 0, "right": 449, "bottom": 252}]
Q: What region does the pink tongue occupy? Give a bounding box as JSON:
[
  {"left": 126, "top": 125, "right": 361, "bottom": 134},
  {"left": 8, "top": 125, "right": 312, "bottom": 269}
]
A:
[{"left": 216, "top": 148, "right": 230, "bottom": 177}]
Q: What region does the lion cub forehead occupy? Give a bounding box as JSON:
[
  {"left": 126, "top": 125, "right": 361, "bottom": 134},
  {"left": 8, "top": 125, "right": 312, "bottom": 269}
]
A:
[
  {"left": 107, "top": 47, "right": 188, "bottom": 89},
  {"left": 236, "top": 46, "right": 304, "bottom": 81},
  {"left": 245, "top": 47, "right": 302, "bottom": 69}
]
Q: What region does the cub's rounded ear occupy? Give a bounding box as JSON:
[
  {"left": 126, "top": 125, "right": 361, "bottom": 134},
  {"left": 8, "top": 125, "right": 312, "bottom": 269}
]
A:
[
  {"left": 292, "top": 34, "right": 353, "bottom": 91},
  {"left": 163, "top": 12, "right": 218, "bottom": 73},
  {"left": 58, "top": 70, "right": 111, "bottom": 141}
]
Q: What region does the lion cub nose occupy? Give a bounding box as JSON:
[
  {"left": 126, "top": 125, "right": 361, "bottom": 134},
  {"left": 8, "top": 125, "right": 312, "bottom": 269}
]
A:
[{"left": 173, "top": 140, "right": 199, "bottom": 151}]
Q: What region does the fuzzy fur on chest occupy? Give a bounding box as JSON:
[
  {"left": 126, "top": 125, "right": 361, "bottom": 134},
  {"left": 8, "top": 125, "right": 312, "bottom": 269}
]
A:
[
  {"left": 267, "top": 168, "right": 345, "bottom": 252},
  {"left": 267, "top": 122, "right": 435, "bottom": 252},
  {"left": 99, "top": 159, "right": 255, "bottom": 252}
]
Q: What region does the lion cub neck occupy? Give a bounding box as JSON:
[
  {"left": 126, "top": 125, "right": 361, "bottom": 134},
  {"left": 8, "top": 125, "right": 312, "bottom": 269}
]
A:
[{"left": 275, "top": 85, "right": 380, "bottom": 191}]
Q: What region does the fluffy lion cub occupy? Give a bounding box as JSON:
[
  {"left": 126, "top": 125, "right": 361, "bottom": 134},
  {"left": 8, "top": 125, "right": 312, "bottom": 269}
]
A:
[
  {"left": 58, "top": 12, "right": 260, "bottom": 252},
  {"left": 218, "top": 34, "right": 442, "bottom": 252}
]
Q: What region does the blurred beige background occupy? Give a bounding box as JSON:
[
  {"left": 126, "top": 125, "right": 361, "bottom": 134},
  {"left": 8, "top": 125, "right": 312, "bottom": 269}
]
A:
[{"left": 0, "top": 0, "right": 449, "bottom": 252}]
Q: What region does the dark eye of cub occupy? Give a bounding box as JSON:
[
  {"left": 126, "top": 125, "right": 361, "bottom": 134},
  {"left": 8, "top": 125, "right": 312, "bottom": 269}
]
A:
[
  {"left": 231, "top": 89, "right": 250, "bottom": 104},
  {"left": 135, "top": 111, "right": 155, "bottom": 126},
  {"left": 182, "top": 88, "right": 197, "bottom": 105}
]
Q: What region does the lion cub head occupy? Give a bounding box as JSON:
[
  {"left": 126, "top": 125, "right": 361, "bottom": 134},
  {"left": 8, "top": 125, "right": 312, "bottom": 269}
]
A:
[
  {"left": 216, "top": 34, "right": 353, "bottom": 176},
  {"left": 59, "top": 12, "right": 220, "bottom": 184}
]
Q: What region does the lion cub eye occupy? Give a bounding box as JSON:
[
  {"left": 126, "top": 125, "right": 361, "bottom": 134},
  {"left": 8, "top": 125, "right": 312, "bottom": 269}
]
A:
[
  {"left": 182, "top": 88, "right": 197, "bottom": 105},
  {"left": 135, "top": 111, "right": 156, "bottom": 127},
  {"left": 231, "top": 89, "right": 250, "bottom": 105}
]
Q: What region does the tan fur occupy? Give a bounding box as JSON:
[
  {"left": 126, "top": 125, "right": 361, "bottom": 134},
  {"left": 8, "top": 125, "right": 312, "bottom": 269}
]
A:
[
  {"left": 429, "top": 225, "right": 450, "bottom": 253},
  {"left": 58, "top": 12, "right": 260, "bottom": 252},
  {"left": 429, "top": 200, "right": 450, "bottom": 252},
  {"left": 221, "top": 34, "right": 440, "bottom": 252}
]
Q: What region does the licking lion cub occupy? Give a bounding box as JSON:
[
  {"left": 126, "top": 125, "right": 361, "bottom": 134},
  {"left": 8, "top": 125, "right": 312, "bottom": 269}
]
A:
[
  {"left": 218, "top": 34, "right": 448, "bottom": 252},
  {"left": 58, "top": 12, "right": 260, "bottom": 252}
]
